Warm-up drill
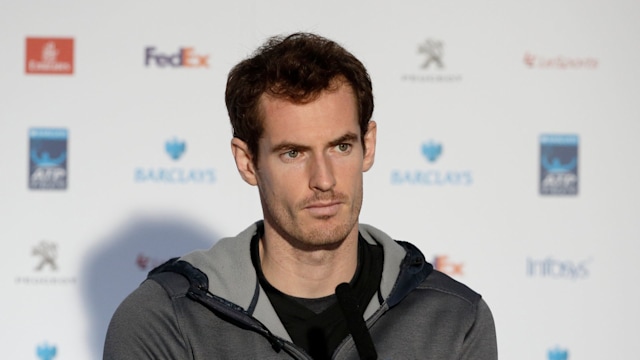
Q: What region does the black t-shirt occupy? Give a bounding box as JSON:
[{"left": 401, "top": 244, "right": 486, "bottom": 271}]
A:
[{"left": 250, "top": 231, "right": 383, "bottom": 360}]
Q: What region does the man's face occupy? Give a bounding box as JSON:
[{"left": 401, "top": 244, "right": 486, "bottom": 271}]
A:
[{"left": 238, "top": 83, "right": 376, "bottom": 249}]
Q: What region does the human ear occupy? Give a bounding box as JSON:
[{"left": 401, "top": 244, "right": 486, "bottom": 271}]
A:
[
  {"left": 362, "top": 121, "right": 377, "bottom": 172},
  {"left": 231, "top": 137, "right": 258, "bottom": 186}
]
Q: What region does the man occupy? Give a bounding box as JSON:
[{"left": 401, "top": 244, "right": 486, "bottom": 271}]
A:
[{"left": 104, "top": 32, "right": 497, "bottom": 360}]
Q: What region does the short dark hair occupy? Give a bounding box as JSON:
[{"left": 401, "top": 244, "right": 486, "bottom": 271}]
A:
[{"left": 225, "top": 32, "right": 374, "bottom": 162}]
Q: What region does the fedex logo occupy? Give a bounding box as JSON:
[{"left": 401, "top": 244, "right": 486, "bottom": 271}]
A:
[
  {"left": 433, "top": 255, "right": 464, "bottom": 277},
  {"left": 145, "top": 47, "right": 209, "bottom": 68}
]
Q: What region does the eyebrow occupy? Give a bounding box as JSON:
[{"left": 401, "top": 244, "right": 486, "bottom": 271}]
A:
[
  {"left": 270, "top": 132, "right": 360, "bottom": 153},
  {"left": 328, "top": 132, "right": 359, "bottom": 147}
]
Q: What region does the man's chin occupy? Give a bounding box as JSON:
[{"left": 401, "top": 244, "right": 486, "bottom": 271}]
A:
[{"left": 293, "top": 221, "right": 356, "bottom": 249}]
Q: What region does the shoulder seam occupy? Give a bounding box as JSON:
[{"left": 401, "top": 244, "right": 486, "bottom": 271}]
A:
[
  {"left": 147, "top": 273, "right": 189, "bottom": 298},
  {"left": 418, "top": 283, "right": 479, "bottom": 307},
  {"left": 146, "top": 276, "right": 194, "bottom": 357}
]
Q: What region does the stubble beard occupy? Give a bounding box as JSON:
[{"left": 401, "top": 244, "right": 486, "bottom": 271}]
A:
[{"left": 260, "top": 187, "right": 363, "bottom": 252}]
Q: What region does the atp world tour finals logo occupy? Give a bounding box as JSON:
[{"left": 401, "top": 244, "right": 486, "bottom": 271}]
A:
[
  {"left": 540, "top": 134, "right": 578, "bottom": 195},
  {"left": 29, "top": 128, "right": 68, "bottom": 190}
]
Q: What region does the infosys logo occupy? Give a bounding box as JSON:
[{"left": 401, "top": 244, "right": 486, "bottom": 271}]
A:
[
  {"left": 145, "top": 46, "right": 209, "bottom": 68},
  {"left": 527, "top": 257, "right": 591, "bottom": 280}
]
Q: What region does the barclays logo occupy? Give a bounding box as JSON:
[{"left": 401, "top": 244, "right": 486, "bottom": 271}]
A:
[
  {"left": 134, "top": 137, "right": 216, "bottom": 184},
  {"left": 527, "top": 257, "right": 591, "bottom": 280},
  {"left": 37, "top": 343, "right": 57, "bottom": 360},
  {"left": 134, "top": 168, "right": 216, "bottom": 183},
  {"left": 548, "top": 346, "right": 569, "bottom": 360},
  {"left": 166, "top": 138, "right": 186, "bottom": 160},
  {"left": 391, "top": 140, "right": 473, "bottom": 186},
  {"left": 421, "top": 141, "right": 442, "bottom": 162}
]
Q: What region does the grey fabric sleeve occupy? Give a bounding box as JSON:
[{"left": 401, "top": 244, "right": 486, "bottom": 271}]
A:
[
  {"left": 103, "top": 279, "right": 191, "bottom": 360},
  {"left": 460, "top": 298, "right": 498, "bottom": 360}
]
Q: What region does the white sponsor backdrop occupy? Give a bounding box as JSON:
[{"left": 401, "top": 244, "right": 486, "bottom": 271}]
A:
[{"left": 1, "top": 1, "right": 640, "bottom": 359}]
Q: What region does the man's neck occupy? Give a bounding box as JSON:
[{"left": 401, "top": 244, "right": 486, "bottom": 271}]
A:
[{"left": 259, "top": 225, "right": 359, "bottom": 299}]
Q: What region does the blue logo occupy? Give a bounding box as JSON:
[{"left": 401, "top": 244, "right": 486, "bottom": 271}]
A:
[
  {"left": 29, "top": 128, "right": 68, "bottom": 190},
  {"left": 165, "top": 138, "right": 186, "bottom": 160},
  {"left": 548, "top": 346, "right": 569, "bottom": 360},
  {"left": 36, "top": 343, "right": 57, "bottom": 360},
  {"left": 391, "top": 140, "right": 473, "bottom": 186},
  {"left": 540, "top": 134, "right": 578, "bottom": 195},
  {"left": 421, "top": 140, "right": 442, "bottom": 162},
  {"left": 134, "top": 137, "right": 216, "bottom": 184},
  {"left": 527, "top": 257, "right": 591, "bottom": 280}
]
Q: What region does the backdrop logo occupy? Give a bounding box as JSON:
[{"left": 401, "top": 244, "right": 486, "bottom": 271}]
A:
[
  {"left": 540, "top": 134, "right": 578, "bottom": 195},
  {"left": 33, "top": 241, "right": 57, "bottom": 271},
  {"left": 524, "top": 52, "right": 598, "bottom": 70},
  {"left": 15, "top": 241, "right": 77, "bottom": 285},
  {"left": 134, "top": 137, "right": 216, "bottom": 184},
  {"left": 166, "top": 138, "right": 186, "bottom": 160},
  {"left": 26, "top": 38, "right": 74, "bottom": 75},
  {"left": 402, "top": 38, "right": 462, "bottom": 82},
  {"left": 36, "top": 343, "right": 57, "bottom": 360},
  {"left": 421, "top": 140, "right": 442, "bottom": 162},
  {"left": 391, "top": 140, "right": 473, "bottom": 186},
  {"left": 29, "top": 128, "right": 68, "bottom": 190},
  {"left": 419, "top": 39, "right": 444, "bottom": 69},
  {"left": 527, "top": 257, "right": 591, "bottom": 280},
  {"left": 433, "top": 255, "right": 464, "bottom": 277},
  {"left": 548, "top": 346, "right": 569, "bottom": 360},
  {"left": 136, "top": 253, "right": 166, "bottom": 271},
  {"left": 145, "top": 46, "right": 209, "bottom": 68}
]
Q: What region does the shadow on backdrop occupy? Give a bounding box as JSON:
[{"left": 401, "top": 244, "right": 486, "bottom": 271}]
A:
[{"left": 81, "top": 215, "right": 218, "bottom": 358}]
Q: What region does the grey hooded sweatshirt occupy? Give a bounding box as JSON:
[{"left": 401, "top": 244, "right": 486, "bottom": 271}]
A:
[{"left": 104, "top": 221, "right": 497, "bottom": 359}]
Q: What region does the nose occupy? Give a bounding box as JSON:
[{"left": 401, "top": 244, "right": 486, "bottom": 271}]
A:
[{"left": 309, "top": 153, "right": 336, "bottom": 192}]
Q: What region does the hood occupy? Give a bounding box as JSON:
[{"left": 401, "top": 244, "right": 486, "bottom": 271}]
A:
[{"left": 179, "top": 221, "right": 432, "bottom": 340}]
